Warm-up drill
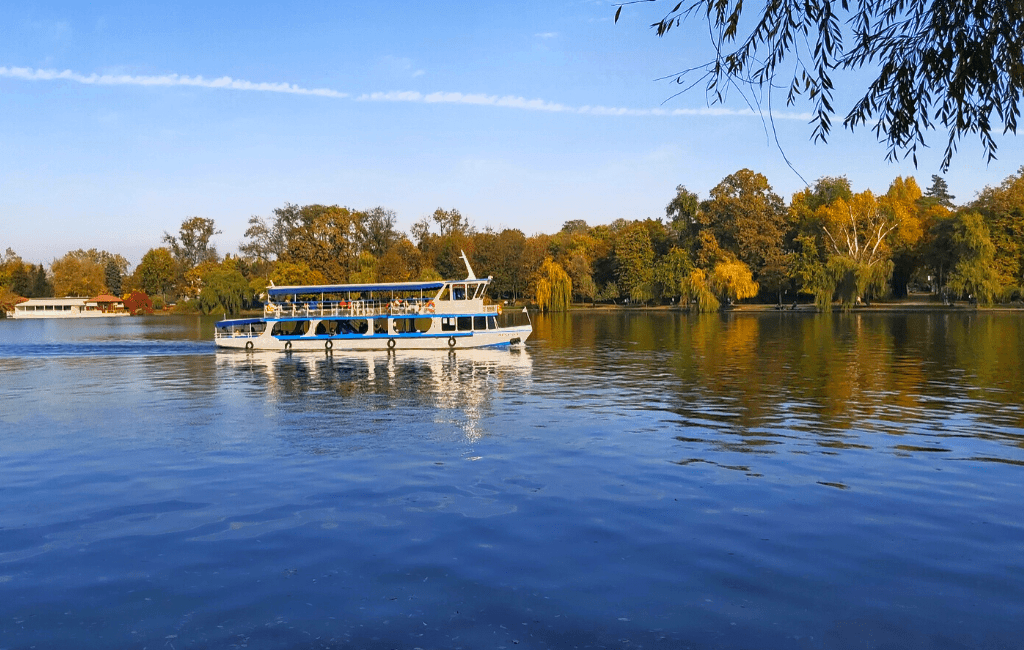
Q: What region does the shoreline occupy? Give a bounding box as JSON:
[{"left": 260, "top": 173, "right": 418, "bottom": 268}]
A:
[{"left": 555, "top": 302, "right": 1024, "bottom": 313}]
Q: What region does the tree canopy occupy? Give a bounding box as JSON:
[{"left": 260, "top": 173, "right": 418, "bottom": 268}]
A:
[{"left": 615, "top": 0, "right": 1022, "bottom": 170}]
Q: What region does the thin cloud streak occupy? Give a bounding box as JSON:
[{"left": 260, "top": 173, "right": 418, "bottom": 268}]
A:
[
  {"left": 1, "top": 65, "right": 813, "bottom": 120},
  {"left": 0, "top": 65, "right": 348, "bottom": 98}
]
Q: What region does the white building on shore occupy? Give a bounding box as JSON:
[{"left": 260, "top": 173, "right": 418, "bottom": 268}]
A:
[{"left": 8, "top": 295, "right": 129, "bottom": 319}]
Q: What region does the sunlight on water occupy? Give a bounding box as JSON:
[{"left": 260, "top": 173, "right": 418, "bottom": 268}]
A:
[{"left": 1, "top": 312, "right": 1022, "bottom": 648}]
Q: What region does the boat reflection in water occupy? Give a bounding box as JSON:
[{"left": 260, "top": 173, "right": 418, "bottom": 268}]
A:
[{"left": 215, "top": 348, "right": 533, "bottom": 444}]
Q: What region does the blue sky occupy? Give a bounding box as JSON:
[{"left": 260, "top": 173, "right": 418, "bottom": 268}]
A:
[{"left": 3, "top": 1, "right": 1022, "bottom": 266}]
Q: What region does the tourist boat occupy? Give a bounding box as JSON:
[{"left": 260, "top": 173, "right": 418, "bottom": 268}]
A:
[
  {"left": 9, "top": 295, "right": 130, "bottom": 319},
  {"left": 214, "top": 254, "right": 532, "bottom": 352}
]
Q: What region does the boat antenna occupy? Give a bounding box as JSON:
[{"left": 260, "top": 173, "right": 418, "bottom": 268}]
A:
[{"left": 460, "top": 250, "right": 477, "bottom": 280}]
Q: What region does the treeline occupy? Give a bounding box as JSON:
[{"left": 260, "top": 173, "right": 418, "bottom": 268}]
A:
[{"left": 3, "top": 167, "right": 1023, "bottom": 315}]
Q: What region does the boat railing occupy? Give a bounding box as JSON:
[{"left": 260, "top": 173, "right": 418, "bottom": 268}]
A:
[
  {"left": 214, "top": 327, "right": 264, "bottom": 339},
  {"left": 264, "top": 298, "right": 437, "bottom": 320}
]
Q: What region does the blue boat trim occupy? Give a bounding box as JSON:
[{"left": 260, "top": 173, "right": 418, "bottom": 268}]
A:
[
  {"left": 267, "top": 280, "right": 447, "bottom": 298},
  {"left": 216, "top": 318, "right": 265, "bottom": 327}
]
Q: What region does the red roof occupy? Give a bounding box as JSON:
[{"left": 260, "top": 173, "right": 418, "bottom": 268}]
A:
[{"left": 90, "top": 294, "right": 123, "bottom": 303}]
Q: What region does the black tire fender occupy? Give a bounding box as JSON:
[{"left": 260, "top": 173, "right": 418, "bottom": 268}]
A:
[
  {"left": 284, "top": 341, "right": 292, "bottom": 351},
  {"left": 448, "top": 336, "right": 456, "bottom": 348},
  {"left": 245, "top": 340, "right": 254, "bottom": 351},
  {"left": 387, "top": 338, "right": 396, "bottom": 350},
  {"left": 325, "top": 339, "right": 333, "bottom": 350}
]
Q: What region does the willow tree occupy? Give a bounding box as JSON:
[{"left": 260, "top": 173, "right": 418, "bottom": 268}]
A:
[
  {"left": 818, "top": 191, "right": 898, "bottom": 309},
  {"left": 681, "top": 268, "right": 719, "bottom": 313},
  {"left": 615, "top": 0, "right": 1023, "bottom": 170},
  {"left": 534, "top": 257, "right": 572, "bottom": 312},
  {"left": 945, "top": 212, "right": 1002, "bottom": 305},
  {"left": 709, "top": 259, "right": 760, "bottom": 305}
]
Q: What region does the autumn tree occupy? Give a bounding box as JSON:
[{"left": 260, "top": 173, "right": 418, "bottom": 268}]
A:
[
  {"left": 818, "top": 191, "right": 898, "bottom": 308},
  {"left": 285, "top": 205, "right": 365, "bottom": 282},
  {"left": 709, "top": 258, "right": 760, "bottom": 305},
  {"left": 880, "top": 177, "right": 925, "bottom": 297},
  {"left": 534, "top": 257, "right": 572, "bottom": 312},
  {"left": 269, "top": 260, "right": 327, "bottom": 287},
  {"left": 50, "top": 250, "right": 107, "bottom": 297},
  {"left": 701, "top": 169, "right": 788, "bottom": 281},
  {"left": 375, "top": 238, "right": 423, "bottom": 282}
]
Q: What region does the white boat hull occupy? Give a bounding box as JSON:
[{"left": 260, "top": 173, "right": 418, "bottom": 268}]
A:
[{"left": 215, "top": 324, "right": 532, "bottom": 352}]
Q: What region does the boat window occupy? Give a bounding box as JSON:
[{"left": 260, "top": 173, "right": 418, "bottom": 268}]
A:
[
  {"left": 393, "top": 317, "right": 432, "bottom": 334},
  {"left": 487, "top": 316, "right": 497, "bottom": 329},
  {"left": 474, "top": 316, "right": 487, "bottom": 330},
  {"left": 316, "top": 320, "right": 341, "bottom": 336},
  {"left": 441, "top": 317, "right": 456, "bottom": 332},
  {"left": 374, "top": 318, "right": 388, "bottom": 335},
  {"left": 452, "top": 284, "right": 467, "bottom": 300},
  {"left": 271, "top": 320, "right": 310, "bottom": 336},
  {"left": 457, "top": 317, "right": 472, "bottom": 331}
]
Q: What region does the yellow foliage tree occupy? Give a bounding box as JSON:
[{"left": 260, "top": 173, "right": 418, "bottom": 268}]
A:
[
  {"left": 50, "top": 252, "right": 105, "bottom": 297},
  {"left": 534, "top": 257, "right": 572, "bottom": 312},
  {"left": 709, "top": 259, "right": 760, "bottom": 303}
]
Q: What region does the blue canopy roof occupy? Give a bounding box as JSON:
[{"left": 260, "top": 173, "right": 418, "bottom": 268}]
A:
[
  {"left": 267, "top": 280, "right": 459, "bottom": 298},
  {"left": 215, "top": 318, "right": 265, "bottom": 327}
]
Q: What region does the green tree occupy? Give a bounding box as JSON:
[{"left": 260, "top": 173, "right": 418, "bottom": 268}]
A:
[
  {"left": 945, "top": 212, "right": 1002, "bottom": 305},
  {"left": 615, "top": 223, "right": 655, "bottom": 304},
  {"left": 362, "top": 207, "right": 401, "bottom": 258},
  {"left": 104, "top": 260, "right": 122, "bottom": 296},
  {"left": 654, "top": 246, "right": 693, "bottom": 302},
  {"left": 665, "top": 185, "right": 701, "bottom": 246},
  {"left": 29, "top": 265, "right": 52, "bottom": 298},
  {"left": 681, "top": 268, "right": 720, "bottom": 313},
  {"left": 164, "top": 217, "right": 220, "bottom": 270},
  {"left": 972, "top": 167, "right": 1024, "bottom": 298},
  {"left": 615, "top": 0, "right": 1023, "bottom": 170},
  {"left": 10, "top": 264, "right": 31, "bottom": 297},
  {"left": 197, "top": 262, "right": 252, "bottom": 315},
  {"left": 134, "top": 248, "right": 177, "bottom": 300},
  {"left": 924, "top": 175, "right": 956, "bottom": 208}
]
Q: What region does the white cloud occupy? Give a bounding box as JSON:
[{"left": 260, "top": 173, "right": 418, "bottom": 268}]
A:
[
  {"left": 0, "top": 66, "right": 348, "bottom": 98},
  {"left": 1, "top": 65, "right": 813, "bottom": 120},
  {"left": 535, "top": 32, "right": 558, "bottom": 39}
]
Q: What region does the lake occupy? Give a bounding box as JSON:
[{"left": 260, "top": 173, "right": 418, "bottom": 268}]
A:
[{"left": 1, "top": 311, "right": 1022, "bottom": 649}]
